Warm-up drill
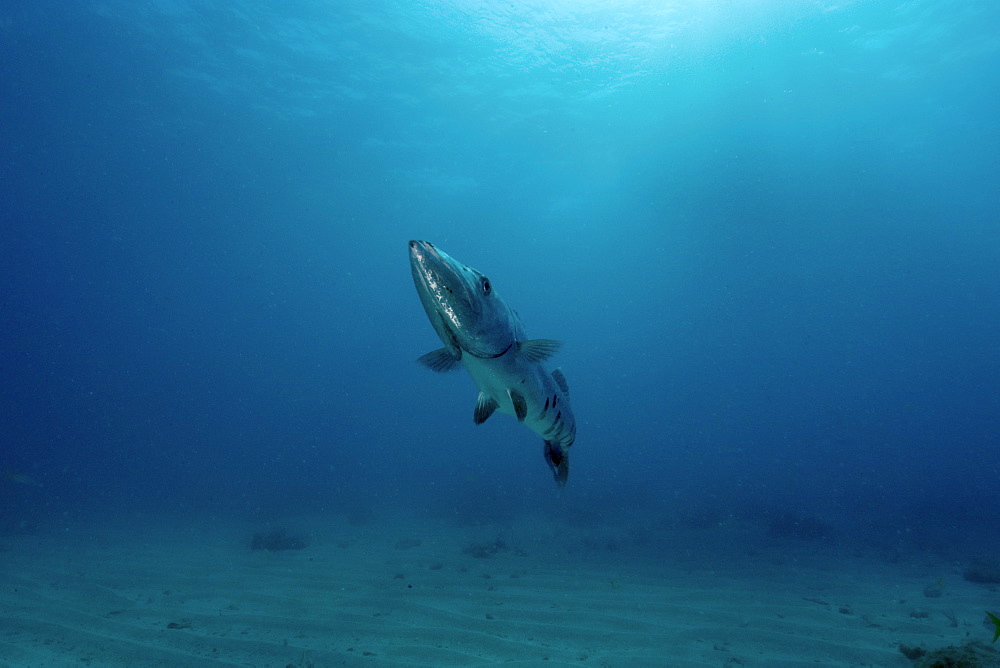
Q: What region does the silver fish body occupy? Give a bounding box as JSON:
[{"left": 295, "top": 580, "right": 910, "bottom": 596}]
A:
[{"left": 408, "top": 240, "right": 575, "bottom": 486}]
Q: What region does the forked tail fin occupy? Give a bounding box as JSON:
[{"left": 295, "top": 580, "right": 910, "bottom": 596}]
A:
[{"left": 543, "top": 440, "right": 569, "bottom": 488}]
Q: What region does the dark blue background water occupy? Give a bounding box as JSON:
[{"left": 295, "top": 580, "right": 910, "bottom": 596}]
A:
[{"left": 2, "top": 1, "right": 998, "bottom": 553}]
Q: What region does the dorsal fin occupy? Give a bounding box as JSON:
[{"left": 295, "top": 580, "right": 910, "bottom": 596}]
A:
[
  {"left": 473, "top": 392, "right": 499, "bottom": 425},
  {"left": 551, "top": 368, "right": 569, "bottom": 396},
  {"left": 518, "top": 339, "right": 561, "bottom": 363}
]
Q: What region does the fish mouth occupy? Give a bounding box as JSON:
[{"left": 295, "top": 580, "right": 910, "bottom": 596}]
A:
[
  {"left": 409, "top": 240, "right": 449, "bottom": 291},
  {"left": 409, "top": 240, "right": 472, "bottom": 306},
  {"left": 410, "top": 240, "right": 469, "bottom": 357}
]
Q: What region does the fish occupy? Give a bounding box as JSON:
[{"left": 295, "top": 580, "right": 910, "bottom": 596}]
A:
[
  {"left": 988, "top": 611, "right": 1000, "bottom": 643},
  {"left": 408, "top": 240, "right": 576, "bottom": 487}
]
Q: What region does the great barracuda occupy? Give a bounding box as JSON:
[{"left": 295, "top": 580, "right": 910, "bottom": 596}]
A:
[{"left": 408, "top": 240, "right": 576, "bottom": 487}]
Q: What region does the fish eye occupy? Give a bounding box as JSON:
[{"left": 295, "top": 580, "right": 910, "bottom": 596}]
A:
[{"left": 481, "top": 276, "right": 492, "bottom": 294}]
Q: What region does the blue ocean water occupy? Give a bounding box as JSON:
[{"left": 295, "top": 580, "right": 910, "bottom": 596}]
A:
[{"left": 1, "top": 0, "right": 998, "bottom": 624}]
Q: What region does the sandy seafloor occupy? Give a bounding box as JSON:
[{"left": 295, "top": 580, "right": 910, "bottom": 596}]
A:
[{"left": 0, "top": 512, "right": 997, "bottom": 667}]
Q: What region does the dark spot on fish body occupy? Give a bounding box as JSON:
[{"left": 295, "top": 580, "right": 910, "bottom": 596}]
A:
[
  {"left": 509, "top": 390, "right": 528, "bottom": 422},
  {"left": 546, "top": 410, "right": 570, "bottom": 442},
  {"left": 552, "top": 395, "right": 558, "bottom": 408}
]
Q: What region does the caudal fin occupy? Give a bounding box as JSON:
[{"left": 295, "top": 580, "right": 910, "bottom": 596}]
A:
[{"left": 543, "top": 440, "right": 569, "bottom": 488}]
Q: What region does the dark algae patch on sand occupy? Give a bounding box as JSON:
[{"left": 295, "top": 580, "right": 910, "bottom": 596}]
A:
[
  {"left": 964, "top": 561, "right": 1000, "bottom": 585},
  {"left": 900, "top": 640, "right": 1000, "bottom": 667},
  {"left": 251, "top": 528, "right": 308, "bottom": 551}
]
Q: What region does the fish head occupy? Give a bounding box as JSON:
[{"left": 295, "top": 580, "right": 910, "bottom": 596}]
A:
[{"left": 409, "top": 240, "right": 520, "bottom": 359}]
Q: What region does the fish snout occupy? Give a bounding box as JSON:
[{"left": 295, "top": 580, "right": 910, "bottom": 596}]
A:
[
  {"left": 409, "top": 240, "right": 436, "bottom": 256},
  {"left": 410, "top": 240, "right": 451, "bottom": 277}
]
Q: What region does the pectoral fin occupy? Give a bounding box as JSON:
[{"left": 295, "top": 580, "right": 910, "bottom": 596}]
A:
[
  {"left": 508, "top": 389, "right": 528, "bottom": 422},
  {"left": 417, "top": 347, "right": 461, "bottom": 372},
  {"left": 518, "top": 339, "right": 561, "bottom": 363},
  {"left": 474, "top": 392, "right": 499, "bottom": 425}
]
